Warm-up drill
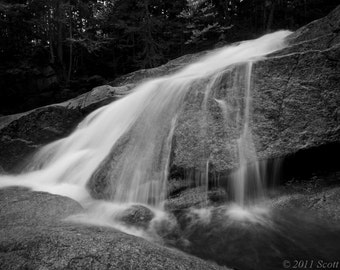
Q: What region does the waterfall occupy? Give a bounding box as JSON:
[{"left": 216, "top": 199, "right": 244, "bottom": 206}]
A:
[
  {"left": 231, "top": 62, "right": 264, "bottom": 205},
  {"left": 0, "top": 31, "right": 291, "bottom": 210}
]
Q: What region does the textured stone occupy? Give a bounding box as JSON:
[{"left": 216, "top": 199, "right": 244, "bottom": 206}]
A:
[
  {"left": 0, "top": 189, "right": 228, "bottom": 270},
  {"left": 0, "top": 106, "right": 82, "bottom": 172},
  {"left": 110, "top": 52, "right": 207, "bottom": 87},
  {"left": 116, "top": 204, "right": 155, "bottom": 229},
  {"left": 0, "top": 187, "right": 83, "bottom": 228},
  {"left": 170, "top": 5, "right": 340, "bottom": 174},
  {"left": 59, "top": 84, "right": 134, "bottom": 113}
]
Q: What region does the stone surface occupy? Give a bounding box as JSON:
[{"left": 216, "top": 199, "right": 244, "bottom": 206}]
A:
[
  {"left": 0, "top": 81, "right": 136, "bottom": 172},
  {"left": 0, "top": 187, "right": 83, "bottom": 228},
  {"left": 287, "top": 5, "right": 340, "bottom": 45},
  {"left": 166, "top": 187, "right": 227, "bottom": 211},
  {"left": 110, "top": 52, "right": 207, "bottom": 87},
  {"left": 116, "top": 204, "right": 155, "bottom": 229},
  {"left": 0, "top": 106, "right": 82, "bottom": 172},
  {"left": 170, "top": 5, "right": 340, "bottom": 174},
  {"left": 59, "top": 84, "right": 135, "bottom": 113},
  {"left": 0, "top": 188, "right": 228, "bottom": 270},
  {"left": 271, "top": 171, "right": 340, "bottom": 223},
  {"left": 251, "top": 47, "right": 339, "bottom": 160}
]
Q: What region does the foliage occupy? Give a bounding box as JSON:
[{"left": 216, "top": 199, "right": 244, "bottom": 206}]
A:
[{"left": 0, "top": 0, "right": 338, "bottom": 114}]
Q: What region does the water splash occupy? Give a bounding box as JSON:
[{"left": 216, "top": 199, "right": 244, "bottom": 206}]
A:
[
  {"left": 232, "top": 62, "right": 264, "bottom": 206},
  {"left": 214, "top": 62, "right": 264, "bottom": 206},
  {"left": 0, "top": 31, "right": 292, "bottom": 212}
]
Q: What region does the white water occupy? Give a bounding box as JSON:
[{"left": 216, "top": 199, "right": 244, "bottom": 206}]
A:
[
  {"left": 230, "top": 62, "right": 264, "bottom": 206},
  {"left": 0, "top": 31, "right": 291, "bottom": 223}
]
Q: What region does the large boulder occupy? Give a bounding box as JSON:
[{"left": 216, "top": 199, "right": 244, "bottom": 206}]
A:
[
  {"left": 0, "top": 83, "right": 133, "bottom": 172},
  {"left": 0, "top": 106, "right": 82, "bottom": 172},
  {"left": 110, "top": 52, "right": 207, "bottom": 87},
  {"left": 58, "top": 84, "right": 135, "bottom": 113},
  {"left": 0, "top": 188, "right": 228, "bottom": 270},
  {"left": 271, "top": 171, "right": 340, "bottom": 223},
  {"left": 171, "top": 5, "right": 340, "bottom": 173},
  {"left": 116, "top": 204, "right": 155, "bottom": 229},
  {"left": 0, "top": 187, "right": 83, "bottom": 227}
]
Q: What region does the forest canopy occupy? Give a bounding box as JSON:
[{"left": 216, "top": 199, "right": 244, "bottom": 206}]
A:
[{"left": 0, "top": 0, "right": 338, "bottom": 114}]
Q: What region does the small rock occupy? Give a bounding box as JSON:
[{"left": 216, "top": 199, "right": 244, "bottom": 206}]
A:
[{"left": 117, "top": 204, "right": 155, "bottom": 229}]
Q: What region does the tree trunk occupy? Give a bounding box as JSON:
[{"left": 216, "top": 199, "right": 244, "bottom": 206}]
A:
[
  {"left": 48, "top": 10, "right": 55, "bottom": 64},
  {"left": 56, "top": 0, "right": 65, "bottom": 80},
  {"left": 266, "top": 1, "right": 276, "bottom": 31},
  {"left": 67, "top": 3, "right": 73, "bottom": 82}
]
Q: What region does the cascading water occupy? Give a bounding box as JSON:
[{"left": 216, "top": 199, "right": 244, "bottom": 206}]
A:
[
  {"left": 229, "top": 62, "right": 264, "bottom": 206},
  {"left": 0, "top": 31, "right": 291, "bottom": 215}
]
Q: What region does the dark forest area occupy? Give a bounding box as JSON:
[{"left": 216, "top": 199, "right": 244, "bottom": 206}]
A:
[{"left": 0, "top": 0, "right": 338, "bottom": 114}]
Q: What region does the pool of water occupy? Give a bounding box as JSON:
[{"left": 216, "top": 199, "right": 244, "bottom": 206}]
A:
[{"left": 170, "top": 204, "right": 340, "bottom": 270}]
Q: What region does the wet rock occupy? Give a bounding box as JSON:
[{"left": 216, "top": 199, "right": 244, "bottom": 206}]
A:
[
  {"left": 0, "top": 188, "right": 228, "bottom": 270},
  {"left": 171, "top": 5, "right": 340, "bottom": 173},
  {"left": 167, "top": 178, "right": 192, "bottom": 197},
  {"left": 117, "top": 204, "right": 155, "bottom": 229},
  {"left": 59, "top": 84, "right": 134, "bottom": 113},
  {"left": 0, "top": 79, "right": 134, "bottom": 172},
  {"left": 287, "top": 5, "right": 340, "bottom": 45},
  {"left": 0, "top": 106, "right": 82, "bottom": 172},
  {"left": 151, "top": 213, "right": 185, "bottom": 246},
  {"left": 0, "top": 187, "right": 83, "bottom": 228},
  {"left": 165, "top": 187, "right": 227, "bottom": 211},
  {"left": 111, "top": 52, "right": 207, "bottom": 87},
  {"left": 271, "top": 171, "right": 340, "bottom": 223}
]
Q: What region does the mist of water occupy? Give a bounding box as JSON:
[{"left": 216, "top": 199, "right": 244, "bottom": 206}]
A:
[{"left": 0, "top": 31, "right": 291, "bottom": 213}]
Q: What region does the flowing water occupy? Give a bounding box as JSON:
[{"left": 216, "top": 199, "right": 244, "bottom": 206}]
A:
[
  {"left": 1, "top": 30, "right": 340, "bottom": 270},
  {"left": 0, "top": 30, "right": 291, "bottom": 209},
  {"left": 221, "top": 61, "right": 264, "bottom": 206}
]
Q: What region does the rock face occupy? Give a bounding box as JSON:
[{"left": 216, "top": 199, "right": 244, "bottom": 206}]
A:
[
  {"left": 0, "top": 79, "right": 138, "bottom": 172},
  {"left": 272, "top": 171, "right": 340, "bottom": 223},
  {"left": 171, "top": 5, "right": 340, "bottom": 174},
  {"left": 59, "top": 84, "right": 135, "bottom": 113},
  {"left": 0, "top": 106, "right": 82, "bottom": 172},
  {"left": 0, "top": 187, "right": 83, "bottom": 227},
  {"left": 116, "top": 204, "right": 155, "bottom": 229},
  {"left": 0, "top": 188, "right": 227, "bottom": 270},
  {"left": 110, "top": 52, "right": 207, "bottom": 87}
]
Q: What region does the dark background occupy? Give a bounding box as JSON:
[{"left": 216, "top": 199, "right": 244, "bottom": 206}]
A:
[{"left": 0, "top": 0, "right": 338, "bottom": 115}]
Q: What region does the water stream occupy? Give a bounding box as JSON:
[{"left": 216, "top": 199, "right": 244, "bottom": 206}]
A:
[
  {"left": 0, "top": 30, "right": 291, "bottom": 209},
  {"left": 1, "top": 30, "right": 340, "bottom": 270}
]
